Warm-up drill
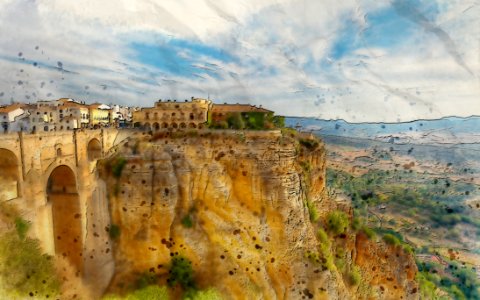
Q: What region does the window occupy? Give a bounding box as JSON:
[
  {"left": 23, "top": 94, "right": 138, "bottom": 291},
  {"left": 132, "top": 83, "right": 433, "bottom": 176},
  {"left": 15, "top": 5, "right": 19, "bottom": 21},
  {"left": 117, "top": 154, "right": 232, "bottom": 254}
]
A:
[
  {"left": 44, "top": 126, "right": 48, "bottom": 131},
  {"left": 145, "top": 112, "right": 150, "bottom": 120}
]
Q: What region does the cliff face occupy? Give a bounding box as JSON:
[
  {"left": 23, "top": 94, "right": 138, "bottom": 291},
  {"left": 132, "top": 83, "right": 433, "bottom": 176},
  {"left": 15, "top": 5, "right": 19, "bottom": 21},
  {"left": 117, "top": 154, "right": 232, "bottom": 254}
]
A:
[{"left": 100, "top": 130, "right": 418, "bottom": 299}]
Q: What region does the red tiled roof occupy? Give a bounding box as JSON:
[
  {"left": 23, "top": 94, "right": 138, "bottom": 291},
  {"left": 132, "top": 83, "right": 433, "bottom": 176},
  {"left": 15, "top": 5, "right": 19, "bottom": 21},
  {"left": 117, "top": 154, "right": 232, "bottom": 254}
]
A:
[
  {"left": 0, "top": 103, "right": 24, "bottom": 113},
  {"left": 211, "top": 104, "right": 272, "bottom": 113},
  {"left": 60, "top": 101, "right": 87, "bottom": 108}
]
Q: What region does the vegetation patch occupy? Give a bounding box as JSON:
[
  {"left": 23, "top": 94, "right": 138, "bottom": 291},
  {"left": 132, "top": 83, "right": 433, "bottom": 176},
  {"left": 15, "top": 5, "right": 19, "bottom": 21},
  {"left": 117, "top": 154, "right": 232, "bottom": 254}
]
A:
[
  {"left": 135, "top": 272, "right": 159, "bottom": 290},
  {"left": 14, "top": 217, "right": 30, "bottom": 240},
  {"left": 314, "top": 228, "right": 335, "bottom": 271},
  {"left": 102, "top": 285, "right": 169, "bottom": 300},
  {"left": 0, "top": 231, "right": 60, "bottom": 299},
  {"left": 109, "top": 224, "right": 121, "bottom": 240},
  {"left": 181, "top": 215, "right": 194, "bottom": 228},
  {"left": 167, "top": 255, "right": 196, "bottom": 293},
  {"left": 299, "top": 138, "right": 319, "bottom": 150},
  {"left": 181, "top": 207, "right": 197, "bottom": 228},
  {"left": 382, "top": 233, "right": 401, "bottom": 246},
  {"left": 305, "top": 200, "right": 319, "bottom": 222},
  {"left": 112, "top": 157, "right": 128, "bottom": 179},
  {"left": 326, "top": 210, "right": 349, "bottom": 235},
  {"left": 348, "top": 265, "right": 362, "bottom": 286}
]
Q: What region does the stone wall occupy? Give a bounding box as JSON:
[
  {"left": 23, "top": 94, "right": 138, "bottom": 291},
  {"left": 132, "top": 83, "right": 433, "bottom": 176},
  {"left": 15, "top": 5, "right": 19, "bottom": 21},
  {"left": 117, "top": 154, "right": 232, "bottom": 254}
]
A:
[{"left": 0, "top": 129, "right": 125, "bottom": 296}]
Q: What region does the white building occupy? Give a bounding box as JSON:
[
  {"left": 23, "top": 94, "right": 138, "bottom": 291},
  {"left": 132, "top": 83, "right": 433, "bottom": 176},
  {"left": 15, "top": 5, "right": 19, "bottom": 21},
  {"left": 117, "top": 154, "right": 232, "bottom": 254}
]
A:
[{"left": 0, "top": 103, "right": 26, "bottom": 133}]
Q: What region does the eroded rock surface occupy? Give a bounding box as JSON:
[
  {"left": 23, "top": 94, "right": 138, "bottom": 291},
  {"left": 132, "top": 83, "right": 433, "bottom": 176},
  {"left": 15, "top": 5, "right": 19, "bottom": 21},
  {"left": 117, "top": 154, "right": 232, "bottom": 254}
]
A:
[{"left": 101, "top": 130, "right": 418, "bottom": 299}]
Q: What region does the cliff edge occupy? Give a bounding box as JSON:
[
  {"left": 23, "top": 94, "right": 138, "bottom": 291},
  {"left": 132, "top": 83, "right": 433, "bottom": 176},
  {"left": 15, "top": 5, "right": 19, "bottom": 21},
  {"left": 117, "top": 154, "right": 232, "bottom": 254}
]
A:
[{"left": 100, "top": 129, "right": 418, "bottom": 299}]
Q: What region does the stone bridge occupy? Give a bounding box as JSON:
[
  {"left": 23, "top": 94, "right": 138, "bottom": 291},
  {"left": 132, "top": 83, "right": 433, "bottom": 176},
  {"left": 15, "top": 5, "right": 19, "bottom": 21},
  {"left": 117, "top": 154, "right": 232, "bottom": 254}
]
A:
[{"left": 0, "top": 129, "right": 132, "bottom": 293}]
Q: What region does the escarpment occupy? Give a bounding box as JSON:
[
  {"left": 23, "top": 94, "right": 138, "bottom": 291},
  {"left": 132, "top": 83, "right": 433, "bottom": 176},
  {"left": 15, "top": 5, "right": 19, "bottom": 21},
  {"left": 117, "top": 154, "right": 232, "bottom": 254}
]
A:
[{"left": 100, "top": 130, "right": 418, "bottom": 299}]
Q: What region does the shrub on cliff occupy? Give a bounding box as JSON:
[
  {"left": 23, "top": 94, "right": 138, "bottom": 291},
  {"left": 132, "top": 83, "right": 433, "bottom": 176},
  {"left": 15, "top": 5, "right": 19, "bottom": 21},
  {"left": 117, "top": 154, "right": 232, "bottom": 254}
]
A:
[
  {"left": 0, "top": 231, "right": 60, "bottom": 298},
  {"left": 326, "top": 211, "right": 349, "bottom": 235},
  {"left": 135, "top": 272, "right": 159, "bottom": 290},
  {"left": 184, "top": 288, "right": 223, "bottom": 300},
  {"left": 181, "top": 215, "right": 194, "bottom": 228},
  {"left": 306, "top": 200, "right": 319, "bottom": 222},
  {"left": 102, "top": 285, "right": 169, "bottom": 300},
  {"left": 167, "top": 256, "right": 196, "bottom": 292},
  {"left": 416, "top": 272, "right": 438, "bottom": 300},
  {"left": 226, "top": 112, "right": 245, "bottom": 129},
  {"left": 272, "top": 116, "right": 285, "bottom": 128},
  {"left": 348, "top": 265, "right": 362, "bottom": 286},
  {"left": 299, "top": 138, "right": 319, "bottom": 150},
  {"left": 112, "top": 157, "right": 127, "bottom": 179},
  {"left": 382, "top": 234, "right": 401, "bottom": 246},
  {"left": 15, "top": 216, "right": 30, "bottom": 240},
  {"left": 109, "top": 224, "right": 121, "bottom": 240},
  {"left": 361, "top": 226, "right": 376, "bottom": 239},
  {"left": 314, "top": 228, "right": 335, "bottom": 271}
]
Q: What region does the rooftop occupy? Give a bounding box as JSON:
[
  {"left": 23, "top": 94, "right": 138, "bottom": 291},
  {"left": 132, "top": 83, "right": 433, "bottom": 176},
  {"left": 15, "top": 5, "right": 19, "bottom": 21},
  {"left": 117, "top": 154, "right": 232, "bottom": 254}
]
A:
[
  {"left": 211, "top": 103, "right": 273, "bottom": 113},
  {"left": 0, "top": 103, "right": 25, "bottom": 113}
]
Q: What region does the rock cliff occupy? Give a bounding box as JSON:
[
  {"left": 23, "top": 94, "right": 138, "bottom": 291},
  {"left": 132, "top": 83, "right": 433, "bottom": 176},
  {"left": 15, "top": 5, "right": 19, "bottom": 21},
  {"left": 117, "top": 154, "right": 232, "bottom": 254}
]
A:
[{"left": 100, "top": 130, "right": 418, "bottom": 299}]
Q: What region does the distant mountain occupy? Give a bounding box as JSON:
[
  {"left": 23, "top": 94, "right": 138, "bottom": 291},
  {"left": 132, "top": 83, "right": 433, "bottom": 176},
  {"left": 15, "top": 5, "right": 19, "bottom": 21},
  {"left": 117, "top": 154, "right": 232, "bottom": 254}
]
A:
[{"left": 285, "top": 116, "right": 480, "bottom": 145}]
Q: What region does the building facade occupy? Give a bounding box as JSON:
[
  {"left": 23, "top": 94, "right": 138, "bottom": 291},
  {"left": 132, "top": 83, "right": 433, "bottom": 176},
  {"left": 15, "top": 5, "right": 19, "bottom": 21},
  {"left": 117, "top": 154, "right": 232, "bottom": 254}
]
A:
[
  {"left": 0, "top": 104, "right": 25, "bottom": 133},
  {"left": 89, "top": 103, "right": 112, "bottom": 128},
  {"left": 132, "top": 98, "right": 212, "bottom": 130}
]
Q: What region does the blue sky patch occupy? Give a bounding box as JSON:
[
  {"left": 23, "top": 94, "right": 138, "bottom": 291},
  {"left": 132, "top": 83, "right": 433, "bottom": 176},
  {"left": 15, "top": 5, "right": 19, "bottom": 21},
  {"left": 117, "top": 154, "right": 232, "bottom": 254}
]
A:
[
  {"left": 329, "top": 1, "right": 438, "bottom": 60},
  {"left": 129, "top": 36, "right": 235, "bottom": 79}
]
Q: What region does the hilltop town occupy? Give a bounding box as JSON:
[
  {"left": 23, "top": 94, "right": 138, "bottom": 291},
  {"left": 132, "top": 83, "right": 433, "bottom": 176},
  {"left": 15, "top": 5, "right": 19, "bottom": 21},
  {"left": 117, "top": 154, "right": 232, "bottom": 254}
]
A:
[{"left": 0, "top": 97, "right": 284, "bottom": 133}]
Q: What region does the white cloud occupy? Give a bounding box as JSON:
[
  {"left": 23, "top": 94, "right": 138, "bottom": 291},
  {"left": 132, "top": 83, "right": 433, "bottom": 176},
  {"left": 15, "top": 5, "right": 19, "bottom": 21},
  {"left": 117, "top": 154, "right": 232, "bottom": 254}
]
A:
[{"left": 0, "top": 0, "right": 478, "bottom": 122}]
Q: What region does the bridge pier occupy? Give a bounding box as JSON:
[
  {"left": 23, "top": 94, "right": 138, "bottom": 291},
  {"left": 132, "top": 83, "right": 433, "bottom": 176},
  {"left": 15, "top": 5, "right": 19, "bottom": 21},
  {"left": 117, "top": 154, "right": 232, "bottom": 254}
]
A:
[{"left": 0, "top": 129, "right": 124, "bottom": 296}]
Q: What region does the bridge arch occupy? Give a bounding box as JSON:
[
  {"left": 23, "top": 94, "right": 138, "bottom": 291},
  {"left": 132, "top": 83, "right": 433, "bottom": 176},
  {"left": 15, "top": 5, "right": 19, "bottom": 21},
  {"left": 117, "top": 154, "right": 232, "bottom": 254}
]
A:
[
  {"left": 0, "top": 148, "right": 20, "bottom": 200},
  {"left": 47, "top": 165, "right": 83, "bottom": 273},
  {"left": 87, "top": 138, "right": 102, "bottom": 161},
  {"left": 153, "top": 122, "right": 160, "bottom": 131}
]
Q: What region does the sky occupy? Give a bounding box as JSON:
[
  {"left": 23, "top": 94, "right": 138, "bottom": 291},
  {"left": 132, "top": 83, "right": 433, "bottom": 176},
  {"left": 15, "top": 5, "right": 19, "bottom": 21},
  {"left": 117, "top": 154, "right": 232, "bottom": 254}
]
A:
[{"left": 0, "top": 0, "right": 478, "bottom": 122}]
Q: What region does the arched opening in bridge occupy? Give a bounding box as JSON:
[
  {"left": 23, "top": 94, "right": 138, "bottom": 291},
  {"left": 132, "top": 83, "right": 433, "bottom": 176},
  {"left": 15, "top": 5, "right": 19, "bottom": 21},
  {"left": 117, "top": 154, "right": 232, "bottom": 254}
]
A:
[
  {"left": 161, "top": 122, "right": 168, "bottom": 128},
  {"left": 180, "top": 122, "right": 186, "bottom": 129},
  {"left": 189, "top": 123, "right": 196, "bottom": 128},
  {"left": 172, "top": 122, "right": 178, "bottom": 129},
  {"left": 153, "top": 122, "right": 160, "bottom": 131},
  {"left": 0, "top": 149, "right": 20, "bottom": 201},
  {"left": 144, "top": 122, "right": 151, "bottom": 131},
  {"left": 133, "top": 122, "right": 141, "bottom": 128},
  {"left": 47, "top": 165, "right": 83, "bottom": 273},
  {"left": 87, "top": 138, "right": 102, "bottom": 161}
]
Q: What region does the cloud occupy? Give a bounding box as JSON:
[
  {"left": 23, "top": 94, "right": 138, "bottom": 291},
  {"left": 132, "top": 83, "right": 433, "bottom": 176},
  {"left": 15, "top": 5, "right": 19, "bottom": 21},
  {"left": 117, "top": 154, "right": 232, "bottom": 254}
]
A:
[{"left": 0, "top": 0, "right": 478, "bottom": 122}]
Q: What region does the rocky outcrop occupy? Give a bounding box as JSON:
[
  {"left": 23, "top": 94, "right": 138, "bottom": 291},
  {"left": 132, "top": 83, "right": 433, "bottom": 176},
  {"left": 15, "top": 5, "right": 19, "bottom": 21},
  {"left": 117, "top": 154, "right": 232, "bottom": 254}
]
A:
[{"left": 100, "top": 130, "right": 418, "bottom": 299}]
